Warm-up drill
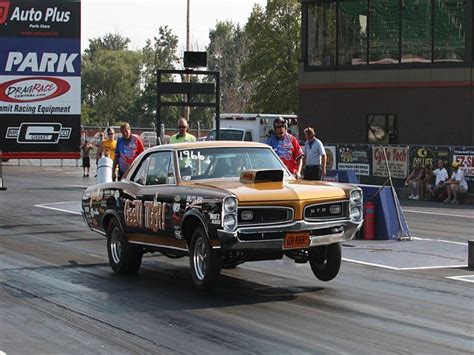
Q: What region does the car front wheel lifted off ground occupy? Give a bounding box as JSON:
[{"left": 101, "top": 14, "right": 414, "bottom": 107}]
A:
[
  {"left": 309, "top": 243, "right": 341, "bottom": 281},
  {"left": 190, "top": 227, "right": 220, "bottom": 290},
  {"left": 107, "top": 219, "right": 143, "bottom": 274}
]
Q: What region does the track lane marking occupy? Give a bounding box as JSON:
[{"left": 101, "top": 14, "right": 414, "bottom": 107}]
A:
[
  {"left": 446, "top": 275, "right": 474, "bottom": 283},
  {"left": 411, "top": 237, "right": 467, "bottom": 246},
  {"left": 402, "top": 208, "right": 474, "bottom": 219},
  {"left": 34, "top": 204, "right": 81, "bottom": 215}
]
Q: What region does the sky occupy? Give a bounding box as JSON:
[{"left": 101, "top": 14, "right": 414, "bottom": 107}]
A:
[{"left": 81, "top": 0, "right": 267, "bottom": 53}]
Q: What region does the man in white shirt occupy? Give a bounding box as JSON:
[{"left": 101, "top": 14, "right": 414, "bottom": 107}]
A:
[
  {"left": 303, "top": 126, "right": 326, "bottom": 180},
  {"left": 428, "top": 159, "right": 449, "bottom": 198},
  {"left": 444, "top": 161, "right": 468, "bottom": 204}
]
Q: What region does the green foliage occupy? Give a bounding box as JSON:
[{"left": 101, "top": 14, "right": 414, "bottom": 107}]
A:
[
  {"left": 242, "top": 0, "right": 301, "bottom": 114},
  {"left": 82, "top": 48, "right": 141, "bottom": 126},
  {"left": 81, "top": 4, "right": 302, "bottom": 130},
  {"left": 207, "top": 20, "right": 252, "bottom": 113},
  {"left": 139, "top": 26, "right": 181, "bottom": 128}
]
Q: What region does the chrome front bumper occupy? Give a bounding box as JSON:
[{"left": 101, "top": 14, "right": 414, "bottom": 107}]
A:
[{"left": 216, "top": 219, "right": 363, "bottom": 250}]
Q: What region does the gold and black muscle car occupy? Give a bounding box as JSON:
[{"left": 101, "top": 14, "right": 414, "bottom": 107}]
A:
[{"left": 82, "top": 141, "right": 363, "bottom": 289}]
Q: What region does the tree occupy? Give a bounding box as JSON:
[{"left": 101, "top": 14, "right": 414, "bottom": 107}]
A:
[
  {"left": 242, "top": 0, "right": 301, "bottom": 114},
  {"left": 207, "top": 20, "right": 252, "bottom": 113},
  {"left": 139, "top": 26, "right": 181, "bottom": 129},
  {"left": 85, "top": 33, "right": 131, "bottom": 58},
  {"left": 82, "top": 48, "right": 142, "bottom": 126}
]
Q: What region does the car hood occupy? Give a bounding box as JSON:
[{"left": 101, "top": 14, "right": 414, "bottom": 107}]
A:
[{"left": 189, "top": 179, "right": 349, "bottom": 203}]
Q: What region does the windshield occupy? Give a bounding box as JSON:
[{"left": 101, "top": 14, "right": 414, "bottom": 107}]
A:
[
  {"left": 207, "top": 129, "right": 244, "bottom": 141},
  {"left": 177, "top": 147, "right": 290, "bottom": 180}
]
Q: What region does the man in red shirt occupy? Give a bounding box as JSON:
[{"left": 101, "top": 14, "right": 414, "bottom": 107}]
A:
[
  {"left": 113, "top": 122, "right": 145, "bottom": 180},
  {"left": 265, "top": 117, "right": 303, "bottom": 178}
]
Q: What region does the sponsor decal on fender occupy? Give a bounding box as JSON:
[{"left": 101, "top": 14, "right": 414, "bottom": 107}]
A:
[{"left": 0, "top": 77, "right": 70, "bottom": 103}]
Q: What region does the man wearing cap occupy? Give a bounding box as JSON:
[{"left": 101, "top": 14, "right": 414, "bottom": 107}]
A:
[
  {"left": 265, "top": 117, "right": 303, "bottom": 178},
  {"left": 444, "top": 161, "right": 468, "bottom": 204}
]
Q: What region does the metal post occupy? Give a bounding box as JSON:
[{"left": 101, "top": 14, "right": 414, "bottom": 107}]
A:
[
  {"left": 215, "top": 71, "right": 220, "bottom": 140},
  {"left": 156, "top": 70, "right": 162, "bottom": 141}
]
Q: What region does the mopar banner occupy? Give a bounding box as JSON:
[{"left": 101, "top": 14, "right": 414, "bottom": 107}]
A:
[
  {"left": 0, "top": 0, "right": 81, "bottom": 159},
  {"left": 372, "top": 145, "right": 409, "bottom": 179},
  {"left": 336, "top": 144, "right": 371, "bottom": 176},
  {"left": 451, "top": 147, "right": 474, "bottom": 184},
  {"left": 408, "top": 146, "right": 450, "bottom": 171}
]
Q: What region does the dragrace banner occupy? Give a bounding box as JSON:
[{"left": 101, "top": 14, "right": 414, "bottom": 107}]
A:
[{"left": 0, "top": 0, "right": 81, "bottom": 159}]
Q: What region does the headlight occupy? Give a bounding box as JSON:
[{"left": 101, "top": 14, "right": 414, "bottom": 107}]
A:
[
  {"left": 350, "top": 189, "right": 362, "bottom": 204},
  {"left": 350, "top": 206, "right": 362, "bottom": 221},
  {"left": 224, "top": 197, "right": 237, "bottom": 213},
  {"left": 223, "top": 214, "right": 237, "bottom": 231}
]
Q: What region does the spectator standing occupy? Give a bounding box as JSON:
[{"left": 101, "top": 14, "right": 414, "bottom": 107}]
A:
[
  {"left": 95, "top": 131, "right": 104, "bottom": 165},
  {"left": 170, "top": 118, "right": 196, "bottom": 143},
  {"left": 427, "top": 160, "right": 449, "bottom": 199},
  {"left": 406, "top": 161, "right": 423, "bottom": 200},
  {"left": 97, "top": 127, "right": 117, "bottom": 162},
  {"left": 80, "top": 140, "right": 93, "bottom": 177},
  {"left": 444, "top": 161, "right": 468, "bottom": 204},
  {"left": 265, "top": 117, "right": 304, "bottom": 178},
  {"left": 303, "top": 126, "right": 326, "bottom": 180},
  {"left": 113, "top": 122, "right": 145, "bottom": 180}
]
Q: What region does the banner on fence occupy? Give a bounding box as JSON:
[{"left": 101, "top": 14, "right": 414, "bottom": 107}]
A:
[
  {"left": 325, "top": 145, "right": 336, "bottom": 170},
  {"left": 372, "top": 145, "right": 409, "bottom": 179},
  {"left": 409, "top": 146, "right": 451, "bottom": 170},
  {"left": 337, "top": 144, "right": 371, "bottom": 176},
  {"left": 452, "top": 147, "right": 474, "bottom": 182}
]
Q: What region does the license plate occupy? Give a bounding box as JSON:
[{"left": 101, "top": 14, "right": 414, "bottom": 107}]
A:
[{"left": 283, "top": 232, "right": 310, "bottom": 250}]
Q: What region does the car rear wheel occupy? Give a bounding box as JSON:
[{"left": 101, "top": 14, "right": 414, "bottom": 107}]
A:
[
  {"left": 189, "top": 227, "right": 220, "bottom": 290},
  {"left": 309, "top": 243, "right": 341, "bottom": 281},
  {"left": 107, "top": 219, "right": 142, "bottom": 274}
]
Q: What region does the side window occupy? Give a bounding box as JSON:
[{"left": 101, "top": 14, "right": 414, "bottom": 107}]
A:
[
  {"left": 146, "top": 151, "right": 174, "bottom": 185},
  {"left": 132, "top": 155, "right": 151, "bottom": 185},
  {"left": 244, "top": 132, "right": 253, "bottom": 141}
]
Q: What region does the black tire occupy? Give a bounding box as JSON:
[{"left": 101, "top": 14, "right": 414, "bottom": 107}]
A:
[
  {"left": 107, "top": 218, "right": 142, "bottom": 274},
  {"left": 189, "top": 227, "right": 220, "bottom": 290},
  {"left": 308, "top": 243, "right": 341, "bottom": 281}
]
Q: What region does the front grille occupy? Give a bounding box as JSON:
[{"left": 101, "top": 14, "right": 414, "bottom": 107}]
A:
[
  {"left": 237, "top": 207, "right": 293, "bottom": 226},
  {"left": 304, "top": 201, "right": 348, "bottom": 221},
  {"left": 238, "top": 232, "right": 284, "bottom": 241}
]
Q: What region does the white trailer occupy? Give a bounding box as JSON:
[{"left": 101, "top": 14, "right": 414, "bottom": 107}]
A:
[{"left": 209, "top": 113, "right": 298, "bottom": 142}]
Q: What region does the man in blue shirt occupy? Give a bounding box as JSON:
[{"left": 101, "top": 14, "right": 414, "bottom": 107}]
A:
[{"left": 303, "top": 126, "right": 326, "bottom": 180}]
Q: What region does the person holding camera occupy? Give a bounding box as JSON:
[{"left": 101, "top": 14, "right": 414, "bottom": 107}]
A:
[{"left": 265, "top": 117, "right": 303, "bottom": 178}]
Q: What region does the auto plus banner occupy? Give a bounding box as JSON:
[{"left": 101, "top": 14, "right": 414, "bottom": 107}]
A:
[{"left": 0, "top": 0, "right": 81, "bottom": 159}]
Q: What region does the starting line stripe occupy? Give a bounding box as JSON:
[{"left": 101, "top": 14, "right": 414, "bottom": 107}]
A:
[{"left": 446, "top": 275, "right": 474, "bottom": 283}]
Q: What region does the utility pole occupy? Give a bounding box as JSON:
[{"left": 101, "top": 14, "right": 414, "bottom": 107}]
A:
[{"left": 185, "top": 0, "right": 191, "bottom": 121}]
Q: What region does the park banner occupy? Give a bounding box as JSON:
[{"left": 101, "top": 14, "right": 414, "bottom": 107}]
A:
[
  {"left": 0, "top": 0, "right": 81, "bottom": 159},
  {"left": 451, "top": 147, "right": 474, "bottom": 183},
  {"left": 336, "top": 144, "right": 371, "bottom": 176},
  {"left": 372, "top": 145, "right": 409, "bottom": 179}
]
